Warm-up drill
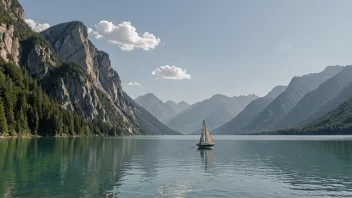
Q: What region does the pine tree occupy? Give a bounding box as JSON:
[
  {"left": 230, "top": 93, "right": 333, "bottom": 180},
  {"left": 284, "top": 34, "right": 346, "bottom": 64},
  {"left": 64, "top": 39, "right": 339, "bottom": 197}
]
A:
[
  {"left": 0, "top": 100, "right": 8, "bottom": 135},
  {"left": 68, "top": 113, "right": 75, "bottom": 135},
  {"left": 4, "top": 76, "right": 15, "bottom": 129}
]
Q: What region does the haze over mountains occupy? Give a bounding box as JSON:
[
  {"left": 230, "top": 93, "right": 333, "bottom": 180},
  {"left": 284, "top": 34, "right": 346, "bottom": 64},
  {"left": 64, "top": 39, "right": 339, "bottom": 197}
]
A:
[
  {"left": 135, "top": 93, "right": 190, "bottom": 122},
  {"left": 137, "top": 63, "right": 352, "bottom": 135},
  {"left": 210, "top": 66, "right": 348, "bottom": 135},
  {"left": 213, "top": 85, "right": 287, "bottom": 134},
  {"left": 275, "top": 66, "right": 352, "bottom": 129},
  {"left": 234, "top": 66, "right": 343, "bottom": 134},
  {"left": 164, "top": 94, "right": 258, "bottom": 134},
  {"left": 267, "top": 96, "right": 352, "bottom": 135},
  {"left": 165, "top": 100, "right": 190, "bottom": 113}
]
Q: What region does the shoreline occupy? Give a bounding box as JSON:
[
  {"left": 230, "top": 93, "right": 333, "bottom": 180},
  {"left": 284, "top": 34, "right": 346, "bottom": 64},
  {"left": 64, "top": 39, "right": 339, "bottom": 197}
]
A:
[{"left": 0, "top": 134, "right": 112, "bottom": 139}]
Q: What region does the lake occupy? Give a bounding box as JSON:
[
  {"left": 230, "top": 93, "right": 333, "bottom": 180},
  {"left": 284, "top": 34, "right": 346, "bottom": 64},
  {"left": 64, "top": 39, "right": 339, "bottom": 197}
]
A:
[{"left": 1, "top": 135, "right": 352, "bottom": 198}]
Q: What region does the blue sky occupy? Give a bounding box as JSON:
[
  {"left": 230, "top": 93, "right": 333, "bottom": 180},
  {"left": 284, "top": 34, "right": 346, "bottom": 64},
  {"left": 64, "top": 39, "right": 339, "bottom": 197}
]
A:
[{"left": 20, "top": 0, "right": 352, "bottom": 104}]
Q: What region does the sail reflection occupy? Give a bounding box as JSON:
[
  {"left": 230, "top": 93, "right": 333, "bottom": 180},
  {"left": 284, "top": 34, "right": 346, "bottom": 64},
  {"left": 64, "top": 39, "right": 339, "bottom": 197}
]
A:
[{"left": 198, "top": 148, "right": 214, "bottom": 170}]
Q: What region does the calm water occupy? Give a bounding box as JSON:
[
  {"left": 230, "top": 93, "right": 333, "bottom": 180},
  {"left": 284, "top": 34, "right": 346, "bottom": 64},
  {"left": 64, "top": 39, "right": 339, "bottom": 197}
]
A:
[{"left": 1, "top": 136, "right": 352, "bottom": 198}]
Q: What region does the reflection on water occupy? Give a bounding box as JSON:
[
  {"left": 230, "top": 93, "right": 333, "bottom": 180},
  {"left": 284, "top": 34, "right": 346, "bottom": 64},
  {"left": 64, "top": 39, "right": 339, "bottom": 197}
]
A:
[
  {"left": 1, "top": 136, "right": 352, "bottom": 197},
  {"left": 0, "top": 137, "right": 136, "bottom": 197},
  {"left": 198, "top": 149, "right": 214, "bottom": 170}
]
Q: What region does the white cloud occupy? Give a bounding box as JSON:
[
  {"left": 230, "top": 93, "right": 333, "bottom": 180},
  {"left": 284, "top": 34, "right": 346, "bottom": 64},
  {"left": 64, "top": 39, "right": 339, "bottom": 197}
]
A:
[
  {"left": 278, "top": 45, "right": 292, "bottom": 51},
  {"left": 152, "top": 65, "right": 191, "bottom": 80},
  {"left": 88, "top": 20, "right": 160, "bottom": 51},
  {"left": 25, "top": 19, "right": 50, "bottom": 32},
  {"left": 127, "top": 82, "right": 142, "bottom": 86}
]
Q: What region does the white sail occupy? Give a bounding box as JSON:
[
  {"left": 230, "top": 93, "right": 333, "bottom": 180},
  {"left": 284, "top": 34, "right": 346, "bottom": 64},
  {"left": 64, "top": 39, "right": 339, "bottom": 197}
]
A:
[{"left": 199, "top": 120, "right": 214, "bottom": 145}]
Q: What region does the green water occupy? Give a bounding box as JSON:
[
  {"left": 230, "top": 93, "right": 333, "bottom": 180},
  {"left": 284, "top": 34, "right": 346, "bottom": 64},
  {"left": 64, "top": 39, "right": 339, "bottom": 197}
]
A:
[{"left": 1, "top": 136, "right": 352, "bottom": 197}]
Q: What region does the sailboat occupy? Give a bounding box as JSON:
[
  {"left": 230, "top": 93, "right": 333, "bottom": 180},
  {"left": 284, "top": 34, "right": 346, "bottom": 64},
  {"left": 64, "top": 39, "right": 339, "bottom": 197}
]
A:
[{"left": 196, "top": 120, "right": 214, "bottom": 149}]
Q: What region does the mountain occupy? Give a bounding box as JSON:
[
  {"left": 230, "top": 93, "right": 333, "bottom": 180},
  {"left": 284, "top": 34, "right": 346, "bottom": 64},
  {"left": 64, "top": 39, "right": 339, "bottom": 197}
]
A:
[
  {"left": 135, "top": 93, "right": 176, "bottom": 122},
  {"left": 238, "top": 66, "right": 344, "bottom": 134},
  {"left": 297, "top": 79, "right": 352, "bottom": 126},
  {"left": 213, "top": 85, "right": 287, "bottom": 135},
  {"left": 0, "top": 1, "right": 180, "bottom": 135},
  {"left": 265, "top": 96, "right": 352, "bottom": 135},
  {"left": 165, "top": 100, "right": 190, "bottom": 113},
  {"left": 275, "top": 66, "right": 352, "bottom": 129},
  {"left": 166, "top": 94, "right": 258, "bottom": 134}
]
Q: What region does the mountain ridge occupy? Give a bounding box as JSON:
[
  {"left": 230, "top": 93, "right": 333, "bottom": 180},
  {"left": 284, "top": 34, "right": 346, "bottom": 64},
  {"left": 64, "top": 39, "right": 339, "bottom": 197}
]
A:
[
  {"left": 274, "top": 66, "right": 352, "bottom": 129},
  {"left": 238, "top": 66, "right": 344, "bottom": 134},
  {"left": 213, "top": 85, "right": 287, "bottom": 135},
  {"left": 166, "top": 94, "right": 258, "bottom": 133}
]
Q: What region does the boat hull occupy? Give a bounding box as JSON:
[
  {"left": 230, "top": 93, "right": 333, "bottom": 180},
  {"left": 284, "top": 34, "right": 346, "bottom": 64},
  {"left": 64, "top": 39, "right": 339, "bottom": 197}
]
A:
[{"left": 196, "top": 144, "right": 214, "bottom": 149}]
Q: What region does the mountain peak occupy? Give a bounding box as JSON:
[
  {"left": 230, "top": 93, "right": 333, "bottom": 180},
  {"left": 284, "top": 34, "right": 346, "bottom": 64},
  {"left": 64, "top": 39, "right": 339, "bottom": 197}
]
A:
[
  {"left": 41, "top": 21, "right": 88, "bottom": 40},
  {"left": 165, "top": 100, "right": 177, "bottom": 105},
  {"left": 178, "top": 101, "right": 190, "bottom": 106},
  {"left": 265, "top": 85, "right": 287, "bottom": 99},
  {"left": 135, "top": 93, "right": 177, "bottom": 122},
  {"left": 136, "top": 93, "right": 160, "bottom": 101},
  {"left": 211, "top": 94, "right": 229, "bottom": 100}
]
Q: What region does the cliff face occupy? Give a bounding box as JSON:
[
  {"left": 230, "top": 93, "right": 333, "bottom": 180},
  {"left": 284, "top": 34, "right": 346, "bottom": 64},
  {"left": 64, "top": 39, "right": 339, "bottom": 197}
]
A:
[
  {"left": 20, "top": 37, "right": 59, "bottom": 79},
  {"left": 38, "top": 22, "right": 179, "bottom": 135},
  {"left": 0, "top": 1, "right": 180, "bottom": 135},
  {"left": 41, "top": 22, "right": 123, "bottom": 102},
  {"left": 35, "top": 22, "right": 137, "bottom": 133},
  {"left": 0, "top": 0, "right": 28, "bottom": 66},
  {"left": 0, "top": 23, "right": 19, "bottom": 65},
  {"left": 1, "top": 0, "right": 24, "bottom": 21}
]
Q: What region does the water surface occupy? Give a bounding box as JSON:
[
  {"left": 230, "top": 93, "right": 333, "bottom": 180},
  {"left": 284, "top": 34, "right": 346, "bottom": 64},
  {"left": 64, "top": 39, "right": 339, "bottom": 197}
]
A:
[{"left": 1, "top": 135, "right": 352, "bottom": 197}]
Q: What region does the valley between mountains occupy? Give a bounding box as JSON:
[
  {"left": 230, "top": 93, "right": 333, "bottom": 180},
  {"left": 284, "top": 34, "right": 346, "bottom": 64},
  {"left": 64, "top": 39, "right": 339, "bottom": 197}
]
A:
[{"left": 136, "top": 65, "right": 352, "bottom": 135}]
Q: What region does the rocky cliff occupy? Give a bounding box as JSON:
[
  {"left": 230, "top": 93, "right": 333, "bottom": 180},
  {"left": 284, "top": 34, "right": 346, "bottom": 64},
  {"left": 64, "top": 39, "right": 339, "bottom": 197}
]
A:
[
  {"left": 38, "top": 22, "right": 137, "bottom": 133},
  {"left": 0, "top": 0, "right": 24, "bottom": 65},
  {"left": 0, "top": 1, "right": 180, "bottom": 135},
  {"left": 0, "top": 23, "right": 19, "bottom": 64},
  {"left": 1, "top": 0, "right": 24, "bottom": 21}
]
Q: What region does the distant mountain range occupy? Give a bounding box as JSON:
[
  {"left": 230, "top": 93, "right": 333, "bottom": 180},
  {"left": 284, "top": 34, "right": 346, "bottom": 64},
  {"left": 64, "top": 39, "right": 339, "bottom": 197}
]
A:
[
  {"left": 213, "top": 86, "right": 287, "bottom": 134},
  {"left": 135, "top": 64, "right": 352, "bottom": 136},
  {"left": 165, "top": 100, "right": 190, "bottom": 113},
  {"left": 236, "top": 66, "right": 343, "bottom": 134},
  {"left": 165, "top": 94, "right": 258, "bottom": 134},
  {"left": 264, "top": 96, "right": 352, "bottom": 135},
  {"left": 135, "top": 93, "right": 190, "bottom": 123},
  {"left": 274, "top": 66, "right": 352, "bottom": 129}
]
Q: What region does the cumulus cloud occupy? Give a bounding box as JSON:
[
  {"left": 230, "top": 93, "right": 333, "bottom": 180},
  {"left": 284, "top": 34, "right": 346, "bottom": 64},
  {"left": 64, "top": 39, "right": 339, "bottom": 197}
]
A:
[
  {"left": 152, "top": 65, "right": 191, "bottom": 80},
  {"left": 88, "top": 20, "right": 160, "bottom": 51},
  {"left": 127, "top": 82, "right": 142, "bottom": 86},
  {"left": 25, "top": 19, "right": 50, "bottom": 32}
]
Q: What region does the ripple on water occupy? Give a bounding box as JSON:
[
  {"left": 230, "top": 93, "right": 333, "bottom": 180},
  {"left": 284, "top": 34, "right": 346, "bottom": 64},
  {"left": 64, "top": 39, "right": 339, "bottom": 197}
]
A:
[{"left": 2, "top": 136, "right": 352, "bottom": 197}]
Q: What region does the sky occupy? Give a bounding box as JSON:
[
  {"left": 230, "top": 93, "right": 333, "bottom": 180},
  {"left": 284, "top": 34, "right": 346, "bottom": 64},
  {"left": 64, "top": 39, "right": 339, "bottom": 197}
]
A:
[{"left": 20, "top": 0, "right": 352, "bottom": 104}]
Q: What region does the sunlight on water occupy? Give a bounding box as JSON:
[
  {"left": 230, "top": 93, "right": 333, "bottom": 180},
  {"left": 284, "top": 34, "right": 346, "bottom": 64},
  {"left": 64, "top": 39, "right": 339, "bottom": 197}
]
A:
[{"left": 1, "top": 136, "right": 352, "bottom": 197}]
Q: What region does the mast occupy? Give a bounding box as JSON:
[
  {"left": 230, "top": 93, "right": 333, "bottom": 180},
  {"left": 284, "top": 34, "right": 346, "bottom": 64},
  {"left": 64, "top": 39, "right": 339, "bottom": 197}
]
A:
[
  {"left": 200, "top": 120, "right": 205, "bottom": 144},
  {"left": 203, "top": 120, "right": 208, "bottom": 143}
]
